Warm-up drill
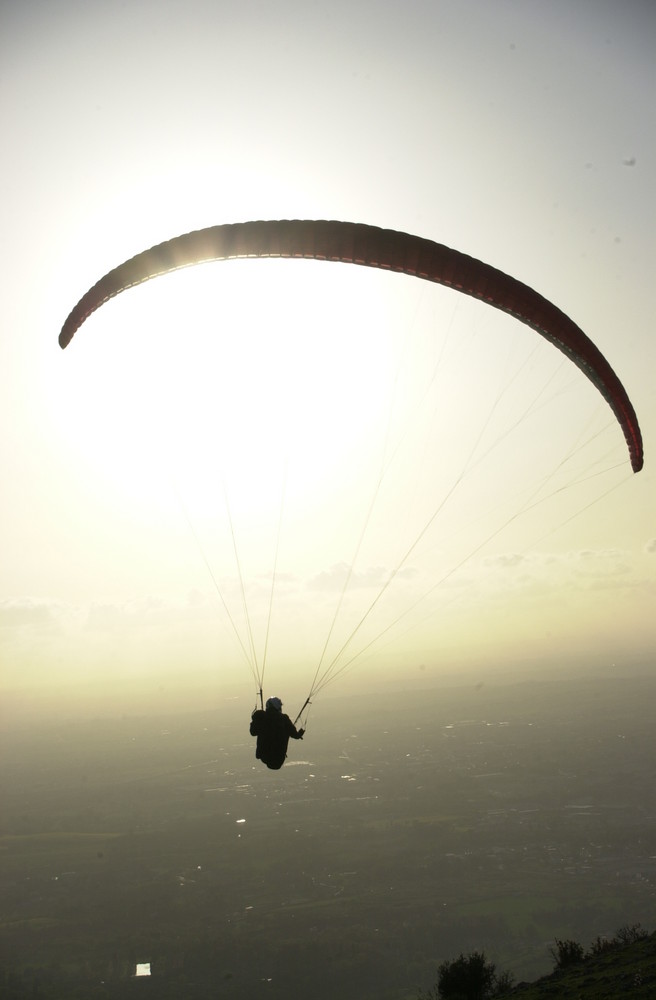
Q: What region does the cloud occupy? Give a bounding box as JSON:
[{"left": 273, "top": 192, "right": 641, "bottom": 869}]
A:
[
  {"left": 0, "top": 598, "right": 77, "bottom": 648},
  {"left": 306, "top": 562, "right": 418, "bottom": 593},
  {"left": 475, "top": 546, "right": 644, "bottom": 603},
  {"left": 85, "top": 603, "right": 124, "bottom": 632},
  {"left": 0, "top": 596, "right": 208, "bottom": 644},
  {"left": 484, "top": 548, "right": 630, "bottom": 573},
  {"left": 571, "top": 548, "right": 625, "bottom": 563},
  {"left": 482, "top": 553, "right": 528, "bottom": 569},
  {"left": 0, "top": 598, "right": 53, "bottom": 628},
  {"left": 307, "top": 562, "right": 380, "bottom": 593},
  {"left": 568, "top": 549, "right": 631, "bottom": 579},
  {"left": 84, "top": 597, "right": 171, "bottom": 632}
]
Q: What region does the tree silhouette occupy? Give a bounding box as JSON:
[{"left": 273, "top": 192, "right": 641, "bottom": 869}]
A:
[{"left": 420, "top": 951, "right": 513, "bottom": 1000}]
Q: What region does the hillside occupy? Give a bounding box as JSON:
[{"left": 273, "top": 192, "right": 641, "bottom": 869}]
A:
[{"left": 499, "top": 930, "right": 656, "bottom": 1000}]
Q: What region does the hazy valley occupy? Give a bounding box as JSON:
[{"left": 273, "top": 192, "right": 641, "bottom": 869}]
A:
[{"left": 1, "top": 668, "right": 655, "bottom": 999}]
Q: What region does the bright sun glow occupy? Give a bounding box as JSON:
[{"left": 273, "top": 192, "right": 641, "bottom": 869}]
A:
[
  {"left": 50, "top": 251, "right": 631, "bottom": 683},
  {"left": 58, "top": 260, "right": 399, "bottom": 520}
]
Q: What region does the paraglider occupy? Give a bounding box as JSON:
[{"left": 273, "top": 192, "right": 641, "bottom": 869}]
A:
[
  {"left": 58, "top": 220, "right": 643, "bottom": 473},
  {"left": 249, "top": 697, "right": 305, "bottom": 770},
  {"left": 58, "top": 220, "right": 644, "bottom": 740}
]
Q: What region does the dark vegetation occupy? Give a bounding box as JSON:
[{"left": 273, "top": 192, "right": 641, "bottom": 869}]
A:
[
  {"left": 420, "top": 950, "right": 514, "bottom": 998},
  {"left": 423, "top": 925, "right": 656, "bottom": 999},
  {"left": 1, "top": 671, "right": 655, "bottom": 999},
  {"left": 501, "top": 924, "right": 656, "bottom": 999}
]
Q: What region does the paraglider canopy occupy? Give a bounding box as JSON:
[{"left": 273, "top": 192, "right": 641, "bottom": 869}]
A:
[{"left": 59, "top": 220, "right": 642, "bottom": 473}]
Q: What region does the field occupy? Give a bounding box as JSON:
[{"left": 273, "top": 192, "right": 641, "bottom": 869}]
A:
[{"left": 1, "top": 670, "right": 655, "bottom": 999}]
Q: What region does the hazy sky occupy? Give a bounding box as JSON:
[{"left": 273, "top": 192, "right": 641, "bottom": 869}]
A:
[{"left": 1, "top": 0, "right": 654, "bottom": 720}]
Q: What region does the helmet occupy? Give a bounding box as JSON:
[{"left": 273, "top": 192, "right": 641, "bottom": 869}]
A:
[{"left": 266, "top": 697, "right": 283, "bottom": 711}]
